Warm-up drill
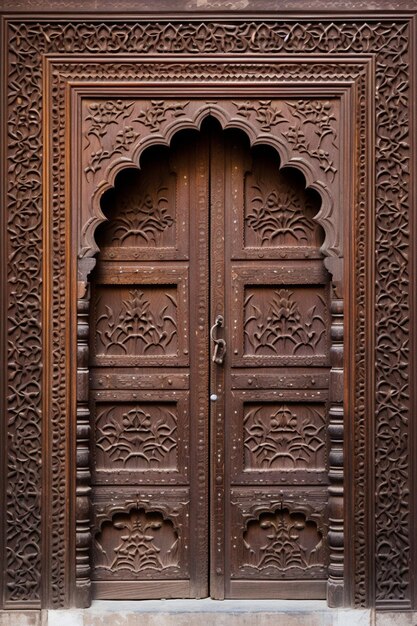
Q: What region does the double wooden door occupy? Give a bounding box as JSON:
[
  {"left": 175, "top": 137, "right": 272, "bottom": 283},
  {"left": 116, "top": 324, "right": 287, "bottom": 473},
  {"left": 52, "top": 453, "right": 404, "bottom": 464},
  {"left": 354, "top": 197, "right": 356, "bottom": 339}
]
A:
[{"left": 88, "top": 118, "right": 330, "bottom": 600}]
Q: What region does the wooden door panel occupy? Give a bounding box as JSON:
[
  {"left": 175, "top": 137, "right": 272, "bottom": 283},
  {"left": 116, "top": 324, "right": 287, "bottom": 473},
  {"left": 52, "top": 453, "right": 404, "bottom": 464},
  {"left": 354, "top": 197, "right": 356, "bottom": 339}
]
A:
[
  {"left": 229, "top": 394, "right": 328, "bottom": 484},
  {"left": 89, "top": 117, "right": 331, "bottom": 600},
  {"left": 91, "top": 487, "right": 191, "bottom": 599},
  {"left": 89, "top": 130, "right": 210, "bottom": 599},
  {"left": 221, "top": 126, "right": 330, "bottom": 598},
  {"left": 228, "top": 488, "right": 328, "bottom": 599},
  {"left": 230, "top": 143, "right": 323, "bottom": 260},
  {"left": 90, "top": 391, "right": 190, "bottom": 485},
  {"left": 97, "top": 150, "right": 189, "bottom": 261},
  {"left": 229, "top": 488, "right": 328, "bottom": 577},
  {"left": 230, "top": 264, "right": 330, "bottom": 366},
  {"left": 90, "top": 265, "right": 189, "bottom": 367}
]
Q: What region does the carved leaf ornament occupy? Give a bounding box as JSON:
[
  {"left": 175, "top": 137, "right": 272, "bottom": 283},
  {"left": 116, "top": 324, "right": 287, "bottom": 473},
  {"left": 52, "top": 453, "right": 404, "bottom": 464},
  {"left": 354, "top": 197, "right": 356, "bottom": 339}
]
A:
[
  {"left": 95, "top": 509, "right": 179, "bottom": 573},
  {"left": 109, "top": 192, "right": 174, "bottom": 246},
  {"left": 134, "top": 100, "right": 188, "bottom": 130},
  {"left": 96, "top": 405, "right": 177, "bottom": 468},
  {"left": 244, "top": 404, "right": 325, "bottom": 469},
  {"left": 95, "top": 289, "right": 178, "bottom": 356},
  {"left": 246, "top": 187, "right": 316, "bottom": 246},
  {"left": 244, "top": 508, "right": 324, "bottom": 571},
  {"left": 244, "top": 289, "right": 327, "bottom": 355}
]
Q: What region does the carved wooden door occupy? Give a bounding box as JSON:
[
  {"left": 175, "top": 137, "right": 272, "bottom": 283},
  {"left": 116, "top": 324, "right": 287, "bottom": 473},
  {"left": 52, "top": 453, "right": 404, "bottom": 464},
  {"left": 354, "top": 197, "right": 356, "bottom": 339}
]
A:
[{"left": 89, "top": 117, "right": 330, "bottom": 600}]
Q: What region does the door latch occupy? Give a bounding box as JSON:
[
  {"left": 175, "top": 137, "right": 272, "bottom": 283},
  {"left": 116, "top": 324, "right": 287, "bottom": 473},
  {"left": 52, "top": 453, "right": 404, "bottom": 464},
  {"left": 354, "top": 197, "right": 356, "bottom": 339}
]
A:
[{"left": 210, "top": 314, "right": 226, "bottom": 365}]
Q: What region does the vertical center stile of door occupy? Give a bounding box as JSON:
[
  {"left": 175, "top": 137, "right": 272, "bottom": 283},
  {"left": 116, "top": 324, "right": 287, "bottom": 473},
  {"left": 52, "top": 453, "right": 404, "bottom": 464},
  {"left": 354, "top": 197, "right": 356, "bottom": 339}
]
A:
[{"left": 208, "top": 121, "right": 226, "bottom": 600}]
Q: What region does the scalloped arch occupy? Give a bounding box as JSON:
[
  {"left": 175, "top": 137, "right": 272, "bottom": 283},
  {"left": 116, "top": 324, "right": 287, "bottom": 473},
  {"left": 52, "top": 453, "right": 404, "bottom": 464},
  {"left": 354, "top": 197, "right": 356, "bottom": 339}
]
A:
[
  {"left": 94, "top": 504, "right": 180, "bottom": 535},
  {"left": 81, "top": 103, "right": 339, "bottom": 262}
]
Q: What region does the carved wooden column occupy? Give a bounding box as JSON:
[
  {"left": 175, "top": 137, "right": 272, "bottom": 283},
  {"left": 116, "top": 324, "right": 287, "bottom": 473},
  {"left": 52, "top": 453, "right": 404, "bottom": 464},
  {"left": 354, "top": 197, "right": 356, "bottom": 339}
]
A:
[
  {"left": 75, "top": 259, "right": 95, "bottom": 608},
  {"left": 326, "top": 260, "right": 345, "bottom": 607}
]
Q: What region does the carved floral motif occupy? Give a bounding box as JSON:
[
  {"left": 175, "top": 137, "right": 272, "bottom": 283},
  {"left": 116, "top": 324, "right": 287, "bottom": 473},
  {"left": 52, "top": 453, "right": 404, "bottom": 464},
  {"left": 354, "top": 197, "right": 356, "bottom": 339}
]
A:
[
  {"left": 234, "top": 98, "right": 337, "bottom": 180},
  {"left": 85, "top": 100, "right": 134, "bottom": 147},
  {"left": 104, "top": 191, "right": 174, "bottom": 246},
  {"left": 244, "top": 404, "right": 325, "bottom": 469},
  {"left": 286, "top": 100, "right": 337, "bottom": 180},
  {"left": 95, "top": 509, "right": 179, "bottom": 573},
  {"left": 243, "top": 508, "right": 324, "bottom": 571},
  {"left": 85, "top": 126, "right": 139, "bottom": 179},
  {"left": 233, "top": 100, "right": 286, "bottom": 131},
  {"left": 244, "top": 289, "right": 327, "bottom": 356},
  {"left": 96, "top": 405, "right": 177, "bottom": 468},
  {"left": 95, "top": 289, "right": 178, "bottom": 356},
  {"left": 133, "top": 100, "right": 188, "bottom": 130},
  {"left": 245, "top": 187, "right": 316, "bottom": 246}
]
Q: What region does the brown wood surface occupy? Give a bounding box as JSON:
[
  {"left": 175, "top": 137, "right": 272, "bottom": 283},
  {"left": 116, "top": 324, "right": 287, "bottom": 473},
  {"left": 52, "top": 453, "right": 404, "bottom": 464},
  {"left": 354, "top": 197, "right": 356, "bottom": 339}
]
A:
[
  {"left": 1, "top": 0, "right": 415, "bottom": 11},
  {"left": 87, "top": 117, "right": 331, "bottom": 600},
  {"left": 1, "top": 5, "right": 415, "bottom": 611}
]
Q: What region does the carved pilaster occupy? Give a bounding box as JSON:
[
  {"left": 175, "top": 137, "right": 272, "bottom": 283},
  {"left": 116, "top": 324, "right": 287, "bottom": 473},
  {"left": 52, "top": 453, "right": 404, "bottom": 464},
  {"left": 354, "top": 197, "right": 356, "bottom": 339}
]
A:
[
  {"left": 327, "top": 274, "right": 344, "bottom": 607},
  {"left": 75, "top": 288, "right": 92, "bottom": 608}
]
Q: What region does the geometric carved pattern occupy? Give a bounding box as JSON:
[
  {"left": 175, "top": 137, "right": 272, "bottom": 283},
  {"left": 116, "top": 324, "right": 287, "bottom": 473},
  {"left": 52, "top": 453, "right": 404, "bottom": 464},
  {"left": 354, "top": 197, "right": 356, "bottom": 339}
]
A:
[
  {"left": 95, "top": 403, "right": 177, "bottom": 470},
  {"left": 243, "top": 508, "right": 325, "bottom": 573},
  {"left": 244, "top": 403, "right": 326, "bottom": 470},
  {"left": 94, "top": 509, "right": 180, "bottom": 575},
  {"left": 244, "top": 288, "right": 328, "bottom": 358},
  {"left": 3, "top": 14, "right": 411, "bottom": 610}
]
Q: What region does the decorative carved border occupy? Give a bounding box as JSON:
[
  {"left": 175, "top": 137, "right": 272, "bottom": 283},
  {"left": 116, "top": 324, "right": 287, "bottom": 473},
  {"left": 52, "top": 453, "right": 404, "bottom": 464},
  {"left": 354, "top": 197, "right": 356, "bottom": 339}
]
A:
[{"left": 3, "top": 16, "right": 411, "bottom": 610}]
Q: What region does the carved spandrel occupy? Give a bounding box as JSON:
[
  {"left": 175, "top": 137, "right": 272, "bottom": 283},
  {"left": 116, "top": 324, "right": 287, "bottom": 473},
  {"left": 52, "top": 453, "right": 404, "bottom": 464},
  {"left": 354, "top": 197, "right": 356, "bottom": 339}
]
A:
[
  {"left": 133, "top": 100, "right": 189, "bottom": 130},
  {"left": 243, "top": 403, "right": 326, "bottom": 471},
  {"left": 234, "top": 98, "right": 338, "bottom": 182}
]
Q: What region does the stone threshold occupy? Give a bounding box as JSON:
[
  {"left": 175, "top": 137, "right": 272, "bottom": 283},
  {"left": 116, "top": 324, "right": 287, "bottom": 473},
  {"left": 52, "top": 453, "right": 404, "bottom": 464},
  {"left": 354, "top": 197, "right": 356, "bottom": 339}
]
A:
[
  {"left": 1, "top": 600, "right": 369, "bottom": 626},
  {"left": 1, "top": 601, "right": 416, "bottom": 626}
]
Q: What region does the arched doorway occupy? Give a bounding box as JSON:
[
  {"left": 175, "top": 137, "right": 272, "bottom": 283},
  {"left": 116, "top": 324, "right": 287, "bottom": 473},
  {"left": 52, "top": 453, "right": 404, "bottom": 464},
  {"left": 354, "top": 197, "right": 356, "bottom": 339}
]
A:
[{"left": 88, "top": 118, "right": 330, "bottom": 600}]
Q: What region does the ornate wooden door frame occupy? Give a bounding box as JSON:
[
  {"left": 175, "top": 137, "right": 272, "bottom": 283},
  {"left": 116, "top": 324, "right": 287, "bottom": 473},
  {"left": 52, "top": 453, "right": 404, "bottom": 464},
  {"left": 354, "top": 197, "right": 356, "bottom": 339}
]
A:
[
  {"left": 71, "top": 72, "right": 355, "bottom": 607},
  {"left": 2, "top": 7, "right": 416, "bottom": 611}
]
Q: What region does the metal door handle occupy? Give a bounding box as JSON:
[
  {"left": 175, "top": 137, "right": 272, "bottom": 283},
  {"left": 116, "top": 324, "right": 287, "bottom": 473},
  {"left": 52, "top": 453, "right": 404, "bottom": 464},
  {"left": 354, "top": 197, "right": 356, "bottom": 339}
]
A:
[{"left": 210, "top": 315, "right": 226, "bottom": 365}]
